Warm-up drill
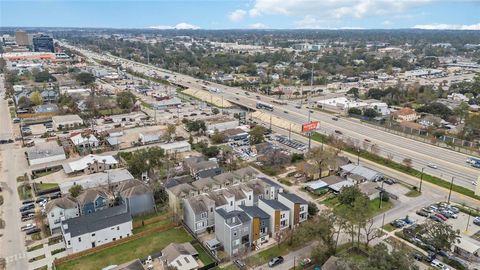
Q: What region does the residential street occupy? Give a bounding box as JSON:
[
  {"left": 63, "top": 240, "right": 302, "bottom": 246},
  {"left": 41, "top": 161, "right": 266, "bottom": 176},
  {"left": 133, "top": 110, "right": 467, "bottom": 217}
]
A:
[
  {"left": 0, "top": 74, "right": 29, "bottom": 270},
  {"left": 257, "top": 244, "right": 314, "bottom": 270}
]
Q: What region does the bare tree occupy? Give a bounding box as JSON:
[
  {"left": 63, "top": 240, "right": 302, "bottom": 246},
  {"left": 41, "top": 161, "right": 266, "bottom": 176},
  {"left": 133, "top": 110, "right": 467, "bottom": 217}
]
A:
[
  {"left": 402, "top": 158, "right": 413, "bottom": 171},
  {"left": 362, "top": 218, "right": 381, "bottom": 250},
  {"left": 387, "top": 153, "right": 394, "bottom": 161},
  {"left": 370, "top": 144, "right": 380, "bottom": 155}
]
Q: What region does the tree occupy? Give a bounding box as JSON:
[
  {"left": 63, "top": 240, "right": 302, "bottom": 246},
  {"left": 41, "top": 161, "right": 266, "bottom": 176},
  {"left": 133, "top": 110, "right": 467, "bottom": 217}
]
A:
[
  {"left": 165, "top": 124, "right": 176, "bottom": 142},
  {"left": 34, "top": 71, "right": 56, "bottom": 82},
  {"left": 202, "top": 146, "right": 220, "bottom": 158},
  {"left": 116, "top": 91, "right": 136, "bottom": 110},
  {"left": 453, "top": 102, "right": 470, "bottom": 122},
  {"left": 348, "top": 107, "right": 362, "bottom": 115},
  {"left": 30, "top": 91, "right": 43, "bottom": 105},
  {"left": 422, "top": 221, "right": 460, "bottom": 253},
  {"left": 69, "top": 185, "right": 83, "bottom": 198},
  {"left": 337, "top": 185, "right": 365, "bottom": 206},
  {"left": 417, "top": 102, "right": 453, "bottom": 120},
  {"left": 306, "top": 147, "right": 338, "bottom": 179},
  {"left": 211, "top": 130, "right": 226, "bottom": 144},
  {"left": 249, "top": 126, "right": 266, "bottom": 145},
  {"left": 363, "top": 108, "right": 379, "bottom": 118},
  {"left": 76, "top": 72, "right": 96, "bottom": 85},
  {"left": 212, "top": 108, "right": 220, "bottom": 115},
  {"left": 308, "top": 201, "right": 319, "bottom": 216},
  {"left": 123, "top": 147, "right": 165, "bottom": 177},
  {"left": 347, "top": 87, "right": 359, "bottom": 99},
  {"left": 17, "top": 96, "right": 30, "bottom": 108},
  {"left": 370, "top": 144, "right": 379, "bottom": 155},
  {"left": 402, "top": 158, "right": 412, "bottom": 170}
]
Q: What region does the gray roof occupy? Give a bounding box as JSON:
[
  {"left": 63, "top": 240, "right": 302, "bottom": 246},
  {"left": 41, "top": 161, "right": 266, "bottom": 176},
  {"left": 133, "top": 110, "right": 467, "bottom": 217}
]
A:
[
  {"left": 258, "top": 177, "right": 281, "bottom": 188},
  {"left": 76, "top": 189, "right": 107, "bottom": 205},
  {"left": 212, "top": 172, "right": 235, "bottom": 184},
  {"left": 233, "top": 166, "right": 258, "bottom": 179},
  {"left": 216, "top": 209, "right": 250, "bottom": 226},
  {"left": 191, "top": 160, "right": 218, "bottom": 171},
  {"left": 167, "top": 183, "right": 196, "bottom": 197},
  {"left": 192, "top": 177, "right": 216, "bottom": 190},
  {"left": 186, "top": 195, "right": 213, "bottom": 214},
  {"left": 45, "top": 196, "right": 78, "bottom": 213},
  {"left": 240, "top": 205, "right": 269, "bottom": 219},
  {"left": 279, "top": 193, "right": 308, "bottom": 204},
  {"left": 112, "top": 259, "right": 145, "bottom": 270},
  {"left": 52, "top": 114, "right": 83, "bottom": 124},
  {"left": 162, "top": 243, "right": 198, "bottom": 265},
  {"left": 62, "top": 206, "right": 131, "bottom": 237},
  {"left": 59, "top": 169, "right": 134, "bottom": 194},
  {"left": 26, "top": 141, "right": 65, "bottom": 160},
  {"left": 260, "top": 199, "right": 289, "bottom": 211},
  {"left": 341, "top": 164, "right": 382, "bottom": 181},
  {"left": 120, "top": 181, "right": 152, "bottom": 198},
  {"left": 321, "top": 175, "right": 345, "bottom": 186}
]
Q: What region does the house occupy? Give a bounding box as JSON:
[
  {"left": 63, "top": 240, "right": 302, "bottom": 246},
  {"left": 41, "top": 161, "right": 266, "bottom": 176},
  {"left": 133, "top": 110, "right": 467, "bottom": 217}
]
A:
[
  {"left": 278, "top": 193, "right": 308, "bottom": 226},
  {"left": 160, "top": 141, "right": 192, "bottom": 154},
  {"left": 184, "top": 156, "right": 223, "bottom": 179},
  {"left": 166, "top": 183, "right": 198, "bottom": 214},
  {"left": 183, "top": 195, "right": 215, "bottom": 234},
  {"left": 392, "top": 107, "right": 419, "bottom": 122},
  {"left": 204, "top": 116, "right": 238, "bottom": 132},
  {"left": 62, "top": 154, "right": 118, "bottom": 175},
  {"left": 258, "top": 199, "right": 290, "bottom": 235},
  {"left": 59, "top": 169, "right": 135, "bottom": 194},
  {"left": 76, "top": 189, "right": 109, "bottom": 215},
  {"left": 71, "top": 134, "right": 99, "bottom": 148},
  {"left": 454, "top": 238, "right": 480, "bottom": 263},
  {"left": 240, "top": 205, "right": 270, "bottom": 247},
  {"left": 26, "top": 141, "right": 66, "bottom": 166},
  {"left": 340, "top": 164, "right": 383, "bottom": 182},
  {"left": 61, "top": 206, "right": 132, "bottom": 253},
  {"left": 304, "top": 175, "right": 345, "bottom": 193},
  {"left": 321, "top": 256, "right": 339, "bottom": 270},
  {"left": 119, "top": 180, "right": 155, "bottom": 216},
  {"left": 328, "top": 180, "right": 355, "bottom": 193},
  {"left": 215, "top": 209, "right": 251, "bottom": 256},
  {"left": 358, "top": 182, "right": 381, "bottom": 200},
  {"left": 45, "top": 196, "right": 80, "bottom": 234},
  {"left": 139, "top": 131, "right": 162, "bottom": 145},
  {"left": 52, "top": 114, "right": 83, "bottom": 130},
  {"left": 162, "top": 243, "right": 199, "bottom": 270},
  {"left": 246, "top": 177, "right": 283, "bottom": 203}
]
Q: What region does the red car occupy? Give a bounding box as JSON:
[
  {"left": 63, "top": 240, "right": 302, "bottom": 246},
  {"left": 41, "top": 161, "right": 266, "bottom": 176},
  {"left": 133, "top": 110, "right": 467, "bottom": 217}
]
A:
[{"left": 435, "top": 213, "right": 448, "bottom": 221}]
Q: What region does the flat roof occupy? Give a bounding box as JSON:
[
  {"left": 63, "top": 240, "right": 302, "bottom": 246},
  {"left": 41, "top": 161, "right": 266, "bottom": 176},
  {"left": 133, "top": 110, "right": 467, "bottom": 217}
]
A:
[
  {"left": 59, "top": 169, "right": 134, "bottom": 194},
  {"left": 26, "top": 141, "right": 65, "bottom": 160}
]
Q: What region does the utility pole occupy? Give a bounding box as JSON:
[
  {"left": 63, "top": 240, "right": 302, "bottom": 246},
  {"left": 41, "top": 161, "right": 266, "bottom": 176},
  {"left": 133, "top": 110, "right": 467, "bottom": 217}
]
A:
[
  {"left": 379, "top": 180, "right": 384, "bottom": 209},
  {"left": 447, "top": 176, "right": 454, "bottom": 204},
  {"left": 419, "top": 167, "right": 424, "bottom": 192},
  {"left": 146, "top": 46, "right": 150, "bottom": 65},
  {"left": 308, "top": 110, "right": 312, "bottom": 151}
]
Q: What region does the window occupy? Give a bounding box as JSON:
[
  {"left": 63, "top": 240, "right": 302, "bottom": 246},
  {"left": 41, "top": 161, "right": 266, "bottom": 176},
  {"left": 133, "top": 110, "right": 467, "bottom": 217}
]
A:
[
  {"left": 210, "top": 207, "right": 213, "bottom": 212},
  {"left": 230, "top": 201, "right": 233, "bottom": 206},
  {"left": 200, "top": 212, "right": 207, "bottom": 219},
  {"left": 300, "top": 206, "right": 305, "bottom": 212},
  {"left": 233, "top": 232, "right": 237, "bottom": 237},
  {"left": 112, "top": 238, "right": 116, "bottom": 241},
  {"left": 91, "top": 233, "right": 95, "bottom": 237},
  {"left": 51, "top": 213, "right": 54, "bottom": 218},
  {"left": 78, "top": 237, "right": 81, "bottom": 242},
  {"left": 184, "top": 257, "right": 190, "bottom": 263},
  {"left": 248, "top": 195, "right": 251, "bottom": 200},
  {"left": 117, "top": 226, "right": 119, "bottom": 230},
  {"left": 176, "top": 260, "right": 183, "bottom": 267},
  {"left": 67, "top": 240, "right": 71, "bottom": 245}
]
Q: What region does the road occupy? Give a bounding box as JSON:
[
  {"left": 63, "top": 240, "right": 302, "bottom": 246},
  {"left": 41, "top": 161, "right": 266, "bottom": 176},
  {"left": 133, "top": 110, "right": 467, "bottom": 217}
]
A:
[
  {"left": 0, "top": 74, "right": 29, "bottom": 269},
  {"left": 60, "top": 42, "right": 479, "bottom": 191}
]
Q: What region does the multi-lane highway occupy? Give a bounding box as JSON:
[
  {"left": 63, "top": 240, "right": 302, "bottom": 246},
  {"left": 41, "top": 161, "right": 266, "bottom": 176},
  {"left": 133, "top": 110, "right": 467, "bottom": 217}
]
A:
[{"left": 61, "top": 42, "right": 479, "bottom": 190}]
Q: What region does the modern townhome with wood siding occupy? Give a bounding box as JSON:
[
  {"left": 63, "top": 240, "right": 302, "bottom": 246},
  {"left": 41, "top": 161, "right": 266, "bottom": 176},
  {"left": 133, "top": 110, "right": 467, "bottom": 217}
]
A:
[
  {"left": 278, "top": 193, "right": 308, "bottom": 227},
  {"left": 240, "top": 205, "right": 270, "bottom": 248},
  {"left": 258, "top": 199, "right": 290, "bottom": 236},
  {"left": 214, "top": 209, "right": 251, "bottom": 256}
]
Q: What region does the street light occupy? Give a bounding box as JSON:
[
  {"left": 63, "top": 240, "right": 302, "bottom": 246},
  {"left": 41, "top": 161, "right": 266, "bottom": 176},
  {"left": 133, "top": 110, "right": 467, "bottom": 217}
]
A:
[
  {"left": 419, "top": 167, "right": 424, "bottom": 192},
  {"left": 447, "top": 176, "right": 455, "bottom": 204}
]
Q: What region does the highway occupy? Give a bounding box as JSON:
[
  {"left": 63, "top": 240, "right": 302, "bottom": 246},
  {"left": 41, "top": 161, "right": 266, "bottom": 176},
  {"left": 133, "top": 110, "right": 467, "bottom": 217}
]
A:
[{"left": 60, "top": 42, "right": 479, "bottom": 190}]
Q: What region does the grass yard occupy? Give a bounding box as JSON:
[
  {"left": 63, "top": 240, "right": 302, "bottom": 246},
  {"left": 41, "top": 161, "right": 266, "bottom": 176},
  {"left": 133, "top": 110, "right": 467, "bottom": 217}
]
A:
[
  {"left": 132, "top": 218, "right": 172, "bottom": 234},
  {"left": 17, "top": 184, "right": 32, "bottom": 200},
  {"left": 56, "top": 227, "right": 193, "bottom": 270},
  {"left": 247, "top": 242, "right": 302, "bottom": 267},
  {"left": 192, "top": 242, "right": 215, "bottom": 265},
  {"left": 405, "top": 189, "right": 421, "bottom": 197},
  {"left": 322, "top": 197, "right": 393, "bottom": 218},
  {"left": 382, "top": 224, "right": 397, "bottom": 232},
  {"left": 27, "top": 244, "right": 44, "bottom": 252},
  {"left": 35, "top": 182, "right": 59, "bottom": 192}
]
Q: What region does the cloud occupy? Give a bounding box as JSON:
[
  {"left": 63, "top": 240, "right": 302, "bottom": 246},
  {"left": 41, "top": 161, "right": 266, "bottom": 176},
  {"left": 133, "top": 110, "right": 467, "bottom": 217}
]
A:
[
  {"left": 249, "top": 23, "right": 268, "bottom": 29},
  {"left": 245, "top": 0, "right": 431, "bottom": 24},
  {"left": 412, "top": 23, "right": 480, "bottom": 30},
  {"left": 148, "top": 22, "right": 200, "bottom": 30},
  {"left": 229, "top": 9, "right": 247, "bottom": 22},
  {"left": 382, "top": 20, "right": 392, "bottom": 26}
]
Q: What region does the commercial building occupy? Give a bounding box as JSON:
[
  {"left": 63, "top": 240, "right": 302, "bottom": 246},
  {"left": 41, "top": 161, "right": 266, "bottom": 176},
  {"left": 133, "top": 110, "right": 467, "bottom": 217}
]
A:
[
  {"left": 205, "top": 116, "right": 238, "bottom": 133},
  {"left": 33, "top": 34, "right": 54, "bottom": 53},
  {"left": 61, "top": 206, "right": 132, "bottom": 253},
  {"left": 26, "top": 141, "right": 66, "bottom": 166},
  {"left": 160, "top": 141, "right": 192, "bottom": 154},
  {"left": 52, "top": 114, "right": 84, "bottom": 130},
  {"left": 15, "top": 30, "right": 30, "bottom": 46}
]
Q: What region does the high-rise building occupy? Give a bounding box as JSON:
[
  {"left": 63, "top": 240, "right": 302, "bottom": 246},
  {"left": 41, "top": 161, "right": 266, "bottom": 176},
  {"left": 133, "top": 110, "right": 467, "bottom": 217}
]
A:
[
  {"left": 33, "top": 34, "right": 54, "bottom": 53},
  {"left": 15, "top": 30, "right": 29, "bottom": 46}
]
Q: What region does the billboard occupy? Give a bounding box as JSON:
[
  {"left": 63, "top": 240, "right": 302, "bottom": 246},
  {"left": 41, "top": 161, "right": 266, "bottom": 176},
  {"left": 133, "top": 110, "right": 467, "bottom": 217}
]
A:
[{"left": 302, "top": 121, "right": 320, "bottom": 132}]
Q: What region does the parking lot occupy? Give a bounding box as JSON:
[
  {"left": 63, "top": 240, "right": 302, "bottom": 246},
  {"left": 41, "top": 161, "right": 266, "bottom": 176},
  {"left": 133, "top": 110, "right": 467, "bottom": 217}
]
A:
[{"left": 273, "top": 134, "right": 307, "bottom": 152}]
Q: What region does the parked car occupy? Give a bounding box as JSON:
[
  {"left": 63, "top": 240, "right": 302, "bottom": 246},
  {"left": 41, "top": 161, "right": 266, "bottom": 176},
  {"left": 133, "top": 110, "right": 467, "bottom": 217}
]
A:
[
  {"left": 416, "top": 209, "right": 430, "bottom": 217},
  {"left": 430, "top": 259, "right": 449, "bottom": 270},
  {"left": 334, "top": 130, "right": 343, "bottom": 135},
  {"left": 445, "top": 206, "right": 459, "bottom": 214},
  {"left": 430, "top": 215, "right": 443, "bottom": 223},
  {"left": 473, "top": 216, "right": 480, "bottom": 225},
  {"left": 25, "top": 228, "right": 41, "bottom": 235},
  {"left": 20, "top": 224, "right": 36, "bottom": 231},
  {"left": 332, "top": 117, "right": 339, "bottom": 121},
  {"left": 299, "top": 258, "right": 312, "bottom": 266},
  {"left": 384, "top": 179, "right": 395, "bottom": 185},
  {"left": 425, "top": 251, "right": 436, "bottom": 262},
  {"left": 233, "top": 259, "right": 246, "bottom": 269},
  {"left": 441, "top": 210, "right": 457, "bottom": 219},
  {"left": 390, "top": 219, "right": 406, "bottom": 228},
  {"left": 411, "top": 252, "right": 423, "bottom": 261},
  {"left": 435, "top": 213, "right": 448, "bottom": 221},
  {"left": 268, "top": 256, "right": 284, "bottom": 267},
  {"left": 35, "top": 197, "right": 48, "bottom": 203},
  {"left": 20, "top": 204, "right": 35, "bottom": 212},
  {"left": 22, "top": 200, "right": 35, "bottom": 205},
  {"left": 21, "top": 214, "right": 35, "bottom": 222}
]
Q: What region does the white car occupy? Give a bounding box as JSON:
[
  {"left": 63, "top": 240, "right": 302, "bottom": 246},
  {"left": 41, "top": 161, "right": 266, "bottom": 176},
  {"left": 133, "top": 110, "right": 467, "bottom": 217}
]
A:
[
  {"left": 427, "top": 163, "right": 438, "bottom": 169},
  {"left": 431, "top": 260, "right": 449, "bottom": 270}
]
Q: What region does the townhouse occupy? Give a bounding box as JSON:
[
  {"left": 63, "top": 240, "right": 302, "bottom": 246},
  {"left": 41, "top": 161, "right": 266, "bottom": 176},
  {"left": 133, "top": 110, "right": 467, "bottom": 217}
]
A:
[
  {"left": 277, "top": 193, "right": 308, "bottom": 227},
  {"left": 183, "top": 195, "right": 215, "bottom": 234},
  {"left": 258, "top": 199, "right": 290, "bottom": 235},
  {"left": 76, "top": 189, "right": 108, "bottom": 215},
  {"left": 45, "top": 196, "right": 80, "bottom": 234},
  {"left": 215, "top": 209, "right": 251, "bottom": 256},
  {"left": 240, "top": 205, "right": 270, "bottom": 247}
]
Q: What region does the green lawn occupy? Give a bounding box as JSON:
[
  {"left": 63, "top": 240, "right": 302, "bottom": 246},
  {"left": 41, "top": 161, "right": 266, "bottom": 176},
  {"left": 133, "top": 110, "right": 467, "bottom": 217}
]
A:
[
  {"left": 247, "top": 242, "right": 301, "bottom": 266},
  {"left": 322, "top": 197, "right": 393, "bottom": 218},
  {"left": 132, "top": 218, "right": 172, "bottom": 234},
  {"left": 193, "top": 242, "right": 215, "bottom": 265},
  {"left": 405, "top": 190, "right": 421, "bottom": 197},
  {"left": 17, "top": 184, "right": 32, "bottom": 200},
  {"left": 56, "top": 227, "right": 193, "bottom": 270},
  {"left": 35, "top": 182, "right": 59, "bottom": 192},
  {"left": 27, "top": 244, "right": 44, "bottom": 252},
  {"left": 382, "top": 224, "right": 397, "bottom": 232}
]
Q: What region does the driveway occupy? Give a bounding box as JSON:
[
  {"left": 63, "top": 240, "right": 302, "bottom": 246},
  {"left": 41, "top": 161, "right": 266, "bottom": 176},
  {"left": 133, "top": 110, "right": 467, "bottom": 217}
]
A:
[{"left": 257, "top": 244, "right": 314, "bottom": 270}]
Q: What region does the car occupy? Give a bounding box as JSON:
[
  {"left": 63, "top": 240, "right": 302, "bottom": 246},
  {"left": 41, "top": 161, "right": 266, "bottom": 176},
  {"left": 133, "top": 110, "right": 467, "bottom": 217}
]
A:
[
  {"left": 430, "top": 260, "right": 449, "bottom": 270},
  {"left": 473, "top": 217, "right": 480, "bottom": 225},
  {"left": 256, "top": 96, "right": 261, "bottom": 100},
  {"left": 268, "top": 256, "right": 284, "bottom": 267},
  {"left": 22, "top": 199, "right": 35, "bottom": 205},
  {"left": 364, "top": 138, "right": 371, "bottom": 142},
  {"left": 13, "top": 118, "right": 20, "bottom": 123},
  {"left": 332, "top": 117, "right": 339, "bottom": 121},
  {"left": 36, "top": 197, "right": 48, "bottom": 203},
  {"left": 244, "top": 92, "right": 250, "bottom": 95},
  {"left": 416, "top": 209, "right": 430, "bottom": 217},
  {"left": 20, "top": 204, "right": 35, "bottom": 212},
  {"left": 445, "top": 206, "right": 459, "bottom": 214},
  {"left": 50, "top": 193, "right": 61, "bottom": 199},
  {"left": 299, "top": 258, "right": 312, "bottom": 266},
  {"left": 441, "top": 210, "right": 457, "bottom": 219},
  {"left": 384, "top": 179, "right": 395, "bottom": 185},
  {"left": 334, "top": 130, "right": 343, "bottom": 135},
  {"left": 435, "top": 213, "right": 448, "bottom": 221},
  {"left": 425, "top": 251, "right": 436, "bottom": 262},
  {"left": 25, "top": 228, "right": 41, "bottom": 235},
  {"left": 390, "top": 219, "right": 406, "bottom": 228},
  {"left": 233, "top": 259, "right": 246, "bottom": 269},
  {"left": 21, "top": 224, "right": 36, "bottom": 231},
  {"left": 430, "top": 215, "right": 443, "bottom": 223},
  {"left": 283, "top": 110, "right": 288, "bottom": 114},
  {"left": 427, "top": 163, "right": 438, "bottom": 169},
  {"left": 21, "top": 214, "right": 35, "bottom": 222}
]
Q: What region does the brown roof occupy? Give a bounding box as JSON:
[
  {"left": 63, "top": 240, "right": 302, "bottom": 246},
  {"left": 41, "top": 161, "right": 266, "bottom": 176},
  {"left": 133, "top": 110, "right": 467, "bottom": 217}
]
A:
[
  {"left": 395, "top": 107, "right": 417, "bottom": 116},
  {"left": 399, "top": 121, "right": 425, "bottom": 130},
  {"left": 76, "top": 189, "right": 107, "bottom": 205},
  {"left": 168, "top": 183, "right": 197, "bottom": 197},
  {"left": 121, "top": 182, "right": 152, "bottom": 198},
  {"left": 358, "top": 182, "right": 380, "bottom": 196},
  {"left": 321, "top": 175, "right": 345, "bottom": 186}
]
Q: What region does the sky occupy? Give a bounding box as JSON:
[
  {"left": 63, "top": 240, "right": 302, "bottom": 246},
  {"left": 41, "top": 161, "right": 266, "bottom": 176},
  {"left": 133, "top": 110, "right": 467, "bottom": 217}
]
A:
[{"left": 0, "top": 0, "right": 479, "bottom": 30}]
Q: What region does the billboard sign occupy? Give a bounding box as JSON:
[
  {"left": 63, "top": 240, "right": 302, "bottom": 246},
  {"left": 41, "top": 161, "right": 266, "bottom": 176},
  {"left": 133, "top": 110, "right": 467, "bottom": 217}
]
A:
[{"left": 302, "top": 121, "right": 320, "bottom": 132}]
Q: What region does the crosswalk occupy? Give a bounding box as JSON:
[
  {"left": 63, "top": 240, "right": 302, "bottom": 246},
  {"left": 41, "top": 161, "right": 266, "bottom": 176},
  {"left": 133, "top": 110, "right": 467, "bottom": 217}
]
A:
[{"left": 5, "top": 252, "right": 27, "bottom": 264}]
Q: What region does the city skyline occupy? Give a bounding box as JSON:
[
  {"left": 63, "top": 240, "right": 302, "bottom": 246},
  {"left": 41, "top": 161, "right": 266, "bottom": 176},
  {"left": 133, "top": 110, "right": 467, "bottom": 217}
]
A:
[{"left": 1, "top": 0, "right": 479, "bottom": 30}]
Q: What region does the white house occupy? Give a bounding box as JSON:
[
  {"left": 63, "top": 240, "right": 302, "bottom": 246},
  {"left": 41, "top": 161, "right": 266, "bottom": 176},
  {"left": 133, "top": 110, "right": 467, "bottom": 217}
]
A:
[
  {"left": 62, "top": 154, "right": 118, "bottom": 175},
  {"left": 70, "top": 134, "right": 99, "bottom": 148},
  {"left": 277, "top": 193, "right": 308, "bottom": 227},
  {"left": 160, "top": 141, "right": 192, "bottom": 154},
  {"left": 26, "top": 141, "right": 66, "bottom": 166},
  {"left": 61, "top": 206, "right": 132, "bottom": 253},
  {"left": 45, "top": 196, "right": 80, "bottom": 234},
  {"left": 258, "top": 199, "right": 290, "bottom": 235},
  {"left": 162, "top": 243, "right": 199, "bottom": 270},
  {"left": 52, "top": 114, "right": 84, "bottom": 131}
]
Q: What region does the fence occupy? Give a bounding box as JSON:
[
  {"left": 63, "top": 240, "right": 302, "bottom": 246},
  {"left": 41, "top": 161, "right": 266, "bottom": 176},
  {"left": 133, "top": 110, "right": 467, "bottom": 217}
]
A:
[
  {"left": 182, "top": 221, "right": 220, "bottom": 268},
  {"left": 53, "top": 222, "right": 178, "bottom": 266}
]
